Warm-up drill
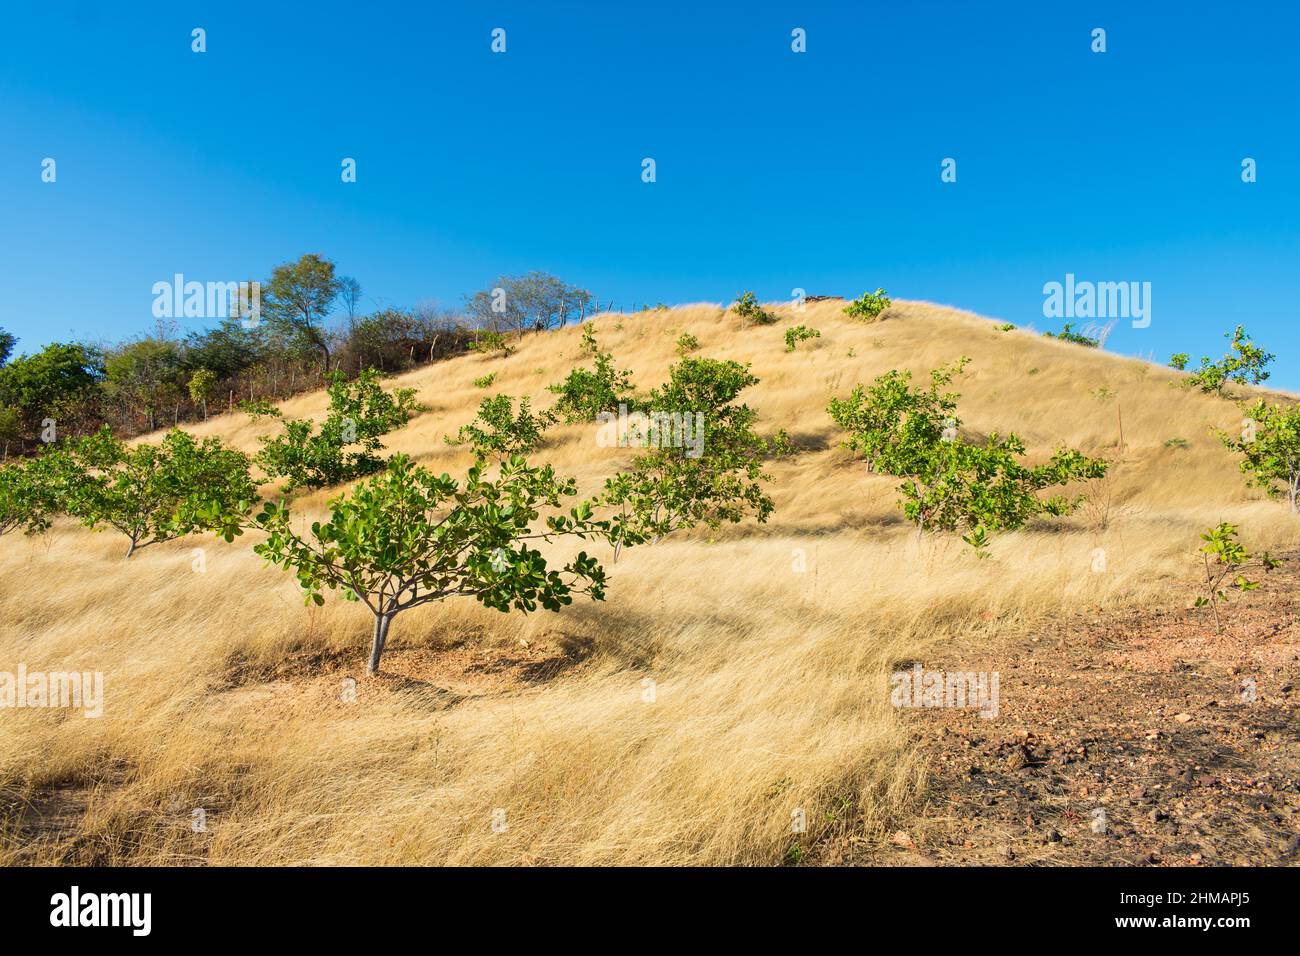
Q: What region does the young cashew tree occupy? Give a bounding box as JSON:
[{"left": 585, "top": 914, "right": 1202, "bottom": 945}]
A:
[
  {"left": 1195, "top": 522, "right": 1279, "bottom": 632},
  {"left": 61, "top": 426, "right": 259, "bottom": 558},
  {"left": 251, "top": 453, "right": 610, "bottom": 675},
  {"left": 601, "top": 357, "right": 773, "bottom": 558},
  {"left": 1218, "top": 400, "right": 1300, "bottom": 514},
  {"left": 0, "top": 452, "right": 70, "bottom": 537}
]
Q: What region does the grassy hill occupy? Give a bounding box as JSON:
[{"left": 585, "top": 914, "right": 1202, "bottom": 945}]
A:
[{"left": 2, "top": 298, "right": 1296, "bottom": 865}]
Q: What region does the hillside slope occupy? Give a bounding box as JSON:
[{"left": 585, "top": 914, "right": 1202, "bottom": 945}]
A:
[{"left": 2, "top": 299, "right": 1296, "bottom": 865}]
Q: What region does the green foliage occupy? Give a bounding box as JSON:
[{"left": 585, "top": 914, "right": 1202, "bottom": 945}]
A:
[
  {"left": 1164, "top": 437, "right": 1189, "bottom": 449},
  {"left": 473, "top": 372, "right": 496, "bottom": 389},
  {"left": 828, "top": 359, "right": 1107, "bottom": 545},
  {"left": 784, "top": 325, "right": 821, "bottom": 352},
  {"left": 57, "top": 426, "right": 258, "bottom": 557},
  {"left": 732, "top": 291, "right": 776, "bottom": 326},
  {"left": 1218, "top": 400, "right": 1300, "bottom": 513},
  {"left": 254, "top": 369, "right": 419, "bottom": 491},
  {"left": 187, "top": 368, "right": 218, "bottom": 418},
  {"left": 447, "top": 394, "right": 555, "bottom": 461},
  {"left": 0, "top": 329, "right": 16, "bottom": 367},
  {"left": 601, "top": 358, "right": 774, "bottom": 555},
  {"left": 0, "top": 453, "right": 72, "bottom": 537},
  {"left": 471, "top": 330, "right": 516, "bottom": 358},
  {"left": 995, "top": 323, "right": 1015, "bottom": 332},
  {"left": 251, "top": 453, "right": 610, "bottom": 673},
  {"left": 1169, "top": 326, "right": 1275, "bottom": 394},
  {"left": 844, "top": 288, "right": 891, "bottom": 322},
  {"left": 675, "top": 332, "right": 700, "bottom": 356},
  {"left": 1194, "top": 523, "right": 1279, "bottom": 632},
  {"left": 0, "top": 342, "right": 101, "bottom": 443},
  {"left": 546, "top": 326, "right": 636, "bottom": 423},
  {"left": 262, "top": 253, "right": 342, "bottom": 371},
  {"left": 826, "top": 359, "right": 967, "bottom": 473},
  {"left": 1042, "top": 323, "right": 1099, "bottom": 347}
]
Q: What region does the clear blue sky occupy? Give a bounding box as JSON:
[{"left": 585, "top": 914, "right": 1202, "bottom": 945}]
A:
[{"left": 2, "top": 1, "right": 1297, "bottom": 386}]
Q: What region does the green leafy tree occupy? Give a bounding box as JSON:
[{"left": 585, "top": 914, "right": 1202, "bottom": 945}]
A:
[
  {"left": 470, "top": 329, "right": 516, "bottom": 358},
  {"left": 1169, "top": 326, "right": 1275, "bottom": 394},
  {"left": 255, "top": 369, "right": 420, "bottom": 491},
  {"left": 0, "top": 453, "right": 74, "bottom": 537},
  {"left": 447, "top": 394, "right": 555, "bottom": 461},
  {"left": 844, "top": 288, "right": 891, "bottom": 321},
  {"left": 547, "top": 326, "right": 637, "bottom": 423},
  {"left": 59, "top": 427, "right": 259, "bottom": 558},
  {"left": 784, "top": 325, "right": 821, "bottom": 352},
  {"left": 0, "top": 329, "right": 15, "bottom": 367},
  {"left": 827, "top": 359, "right": 967, "bottom": 473},
  {"left": 602, "top": 358, "right": 774, "bottom": 557},
  {"left": 187, "top": 368, "right": 218, "bottom": 420},
  {"left": 1042, "top": 323, "right": 1099, "bottom": 347},
  {"left": 1195, "top": 523, "right": 1279, "bottom": 632},
  {"left": 0, "top": 342, "right": 101, "bottom": 445},
  {"left": 262, "top": 253, "right": 342, "bottom": 373},
  {"left": 1218, "top": 400, "right": 1300, "bottom": 513},
  {"left": 103, "top": 337, "right": 186, "bottom": 431},
  {"left": 251, "top": 454, "right": 610, "bottom": 674},
  {"left": 732, "top": 291, "right": 776, "bottom": 326}
]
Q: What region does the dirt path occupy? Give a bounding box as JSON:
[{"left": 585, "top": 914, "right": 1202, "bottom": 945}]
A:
[{"left": 834, "top": 552, "right": 1300, "bottom": 867}]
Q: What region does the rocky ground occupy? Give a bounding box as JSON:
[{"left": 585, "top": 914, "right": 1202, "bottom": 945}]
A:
[{"left": 832, "top": 551, "right": 1300, "bottom": 867}]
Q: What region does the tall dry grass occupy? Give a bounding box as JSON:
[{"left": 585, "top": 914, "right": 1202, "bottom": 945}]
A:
[{"left": 1, "top": 299, "right": 1296, "bottom": 864}]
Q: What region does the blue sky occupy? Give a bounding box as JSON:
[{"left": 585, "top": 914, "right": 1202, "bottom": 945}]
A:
[{"left": 2, "top": 1, "right": 1297, "bottom": 386}]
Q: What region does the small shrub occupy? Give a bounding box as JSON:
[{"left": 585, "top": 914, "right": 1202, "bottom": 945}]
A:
[
  {"left": 473, "top": 373, "right": 496, "bottom": 389},
  {"left": 255, "top": 369, "right": 420, "bottom": 491},
  {"left": 784, "top": 326, "right": 821, "bottom": 352},
  {"left": 996, "top": 323, "right": 1015, "bottom": 332},
  {"left": 732, "top": 291, "right": 776, "bottom": 326},
  {"left": 447, "top": 394, "right": 555, "bottom": 461},
  {"left": 675, "top": 333, "right": 700, "bottom": 356},
  {"left": 1195, "top": 523, "right": 1279, "bottom": 632},
  {"left": 546, "top": 326, "right": 636, "bottom": 423},
  {"left": 1043, "top": 323, "right": 1099, "bottom": 347},
  {"left": 1164, "top": 437, "right": 1189, "bottom": 449},
  {"left": 471, "top": 330, "right": 516, "bottom": 358},
  {"left": 844, "top": 288, "right": 891, "bottom": 322}
]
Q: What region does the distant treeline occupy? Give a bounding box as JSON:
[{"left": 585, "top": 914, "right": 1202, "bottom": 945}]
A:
[{"left": 0, "top": 256, "right": 592, "bottom": 456}]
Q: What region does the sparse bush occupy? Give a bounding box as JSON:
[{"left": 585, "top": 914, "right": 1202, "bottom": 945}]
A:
[
  {"left": 1218, "top": 400, "right": 1300, "bottom": 513},
  {"left": 996, "top": 323, "right": 1015, "bottom": 332},
  {"left": 784, "top": 326, "right": 820, "bottom": 352},
  {"left": 255, "top": 369, "right": 419, "bottom": 491},
  {"left": 1169, "top": 326, "right": 1274, "bottom": 394},
  {"left": 251, "top": 454, "right": 610, "bottom": 674},
  {"left": 1164, "top": 437, "right": 1189, "bottom": 449},
  {"left": 471, "top": 330, "right": 516, "bottom": 358},
  {"left": 675, "top": 333, "right": 700, "bottom": 356},
  {"left": 1194, "top": 522, "right": 1279, "bottom": 632},
  {"left": 447, "top": 394, "right": 554, "bottom": 461},
  {"left": 1043, "top": 323, "right": 1099, "bottom": 347},
  {"left": 473, "top": 373, "right": 496, "bottom": 389},
  {"left": 844, "top": 288, "right": 891, "bottom": 322},
  {"left": 546, "top": 326, "right": 636, "bottom": 423},
  {"left": 732, "top": 291, "right": 776, "bottom": 326}
]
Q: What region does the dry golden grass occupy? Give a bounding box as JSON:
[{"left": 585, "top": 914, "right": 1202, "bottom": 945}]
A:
[{"left": 2, "top": 299, "right": 1296, "bottom": 865}]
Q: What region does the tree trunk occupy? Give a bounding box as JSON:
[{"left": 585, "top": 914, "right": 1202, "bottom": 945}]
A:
[
  {"left": 367, "top": 612, "right": 393, "bottom": 675},
  {"left": 125, "top": 537, "right": 137, "bottom": 559}
]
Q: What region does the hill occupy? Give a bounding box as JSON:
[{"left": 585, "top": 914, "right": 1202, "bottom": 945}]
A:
[{"left": 2, "top": 299, "right": 1296, "bottom": 865}]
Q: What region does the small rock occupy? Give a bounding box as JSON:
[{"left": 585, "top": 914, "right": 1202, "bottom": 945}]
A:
[
  {"left": 1174, "top": 713, "right": 1192, "bottom": 723},
  {"left": 1149, "top": 809, "right": 1167, "bottom": 823},
  {"left": 1045, "top": 829, "right": 1062, "bottom": 843},
  {"left": 891, "top": 830, "right": 915, "bottom": 849}
]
